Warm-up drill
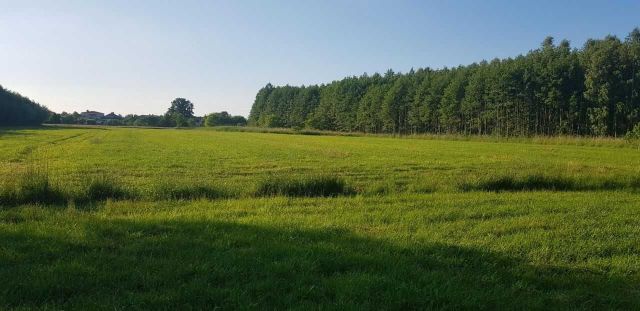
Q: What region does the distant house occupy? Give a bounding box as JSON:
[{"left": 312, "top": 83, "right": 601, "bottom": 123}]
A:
[
  {"left": 103, "top": 112, "right": 122, "bottom": 120},
  {"left": 80, "top": 110, "right": 104, "bottom": 119}
]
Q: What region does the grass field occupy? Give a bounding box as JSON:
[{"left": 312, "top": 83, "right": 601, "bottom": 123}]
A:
[{"left": 1, "top": 126, "right": 639, "bottom": 309}]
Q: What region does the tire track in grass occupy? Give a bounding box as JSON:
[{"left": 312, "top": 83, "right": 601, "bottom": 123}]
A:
[{"left": 8, "top": 131, "right": 92, "bottom": 163}]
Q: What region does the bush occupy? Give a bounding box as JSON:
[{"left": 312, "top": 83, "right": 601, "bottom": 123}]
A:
[
  {"left": 0, "top": 85, "right": 50, "bottom": 126},
  {"left": 255, "top": 175, "right": 354, "bottom": 197},
  {"left": 204, "top": 112, "right": 247, "bottom": 127},
  {"left": 625, "top": 123, "right": 640, "bottom": 141}
]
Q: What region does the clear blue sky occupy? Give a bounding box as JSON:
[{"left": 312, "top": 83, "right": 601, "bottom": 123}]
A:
[{"left": 2, "top": 0, "right": 639, "bottom": 116}]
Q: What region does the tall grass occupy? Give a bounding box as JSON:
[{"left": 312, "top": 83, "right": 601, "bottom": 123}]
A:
[
  {"left": 0, "top": 170, "right": 64, "bottom": 205},
  {"left": 3, "top": 171, "right": 639, "bottom": 206},
  {"left": 255, "top": 175, "right": 354, "bottom": 197},
  {"left": 211, "top": 126, "right": 635, "bottom": 148},
  {"left": 0, "top": 172, "right": 132, "bottom": 206},
  {"left": 459, "top": 174, "right": 640, "bottom": 192},
  {"left": 78, "top": 175, "right": 133, "bottom": 202},
  {"left": 1, "top": 169, "right": 240, "bottom": 205}
]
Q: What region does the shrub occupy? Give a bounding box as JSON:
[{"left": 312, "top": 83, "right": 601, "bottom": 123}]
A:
[
  {"left": 626, "top": 123, "right": 640, "bottom": 142},
  {"left": 255, "top": 175, "right": 354, "bottom": 197}
]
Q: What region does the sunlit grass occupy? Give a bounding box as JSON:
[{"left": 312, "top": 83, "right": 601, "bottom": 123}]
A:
[
  {"left": 1, "top": 127, "right": 639, "bottom": 309},
  {"left": 1, "top": 127, "right": 639, "bottom": 198}
]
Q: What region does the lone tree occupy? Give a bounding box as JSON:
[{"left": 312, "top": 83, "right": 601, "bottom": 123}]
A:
[
  {"left": 166, "top": 98, "right": 195, "bottom": 127},
  {"left": 167, "top": 98, "right": 194, "bottom": 118}
]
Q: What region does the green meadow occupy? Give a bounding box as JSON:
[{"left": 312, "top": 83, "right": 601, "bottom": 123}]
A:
[{"left": 1, "top": 126, "right": 639, "bottom": 309}]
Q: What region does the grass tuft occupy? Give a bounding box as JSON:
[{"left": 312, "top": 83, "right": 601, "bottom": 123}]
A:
[
  {"left": 459, "top": 174, "right": 640, "bottom": 192},
  {"left": 150, "top": 180, "right": 231, "bottom": 200},
  {"left": 80, "top": 175, "right": 133, "bottom": 202},
  {"left": 0, "top": 170, "right": 64, "bottom": 205},
  {"left": 255, "top": 175, "right": 354, "bottom": 197}
]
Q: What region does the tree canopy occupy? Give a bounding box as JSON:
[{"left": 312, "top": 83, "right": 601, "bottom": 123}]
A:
[
  {"left": 0, "top": 85, "right": 50, "bottom": 126},
  {"left": 167, "top": 98, "right": 195, "bottom": 118},
  {"left": 204, "top": 111, "right": 247, "bottom": 127},
  {"left": 249, "top": 28, "right": 640, "bottom": 137},
  {"left": 165, "top": 98, "right": 196, "bottom": 127}
]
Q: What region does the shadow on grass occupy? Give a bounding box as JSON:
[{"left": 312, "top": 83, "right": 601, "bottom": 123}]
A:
[
  {"left": 0, "top": 219, "right": 636, "bottom": 309},
  {"left": 459, "top": 174, "right": 640, "bottom": 192},
  {"left": 150, "top": 182, "right": 232, "bottom": 200},
  {"left": 255, "top": 175, "right": 355, "bottom": 197}
]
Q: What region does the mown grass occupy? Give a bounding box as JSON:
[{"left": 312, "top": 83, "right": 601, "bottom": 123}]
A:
[
  {"left": 1, "top": 127, "right": 640, "bottom": 309},
  {"left": 149, "top": 179, "right": 232, "bottom": 200},
  {"left": 255, "top": 175, "right": 354, "bottom": 197},
  {"left": 1, "top": 127, "right": 639, "bottom": 196},
  {"left": 1, "top": 193, "right": 639, "bottom": 309}
]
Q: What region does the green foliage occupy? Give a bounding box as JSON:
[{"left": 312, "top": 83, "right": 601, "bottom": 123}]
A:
[
  {"left": 126, "top": 114, "right": 167, "bottom": 127},
  {"left": 255, "top": 175, "right": 353, "bottom": 197},
  {"left": 46, "top": 113, "right": 61, "bottom": 124},
  {"left": 0, "top": 85, "right": 51, "bottom": 126},
  {"left": 258, "top": 113, "right": 284, "bottom": 128},
  {"left": 626, "top": 123, "right": 640, "bottom": 140},
  {"left": 169, "top": 112, "right": 190, "bottom": 127},
  {"left": 204, "top": 111, "right": 247, "bottom": 127},
  {"left": 249, "top": 28, "right": 640, "bottom": 137},
  {"left": 166, "top": 98, "right": 194, "bottom": 118}
]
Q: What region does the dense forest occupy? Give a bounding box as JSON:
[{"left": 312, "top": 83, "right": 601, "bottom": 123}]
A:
[
  {"left": 249, "top": 29, "right": 640, "bottom": 137},
  {"left": 0, "top": 85, "right": 50, "bottom": 126}
]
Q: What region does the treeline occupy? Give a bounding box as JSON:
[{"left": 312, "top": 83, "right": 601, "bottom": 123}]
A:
[
  {"left": 249, "top": 29, "right": 640, "bottom": 137},
  {"left": 49, "top": 112, "right": 180, "bottom": 127},
  {"left": 49, "top": 98, "right": 247, "bottom": 128},
  {"left": 204, "top": 111, "right": 247, "bottom": 127},
  {"left": 0, "top": 85, "right": 50, "bottom": 126}
]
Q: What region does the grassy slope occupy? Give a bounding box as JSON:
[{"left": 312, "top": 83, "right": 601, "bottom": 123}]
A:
[{"left": 1, "top": 127, "right": 639, "bottom": 309}]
